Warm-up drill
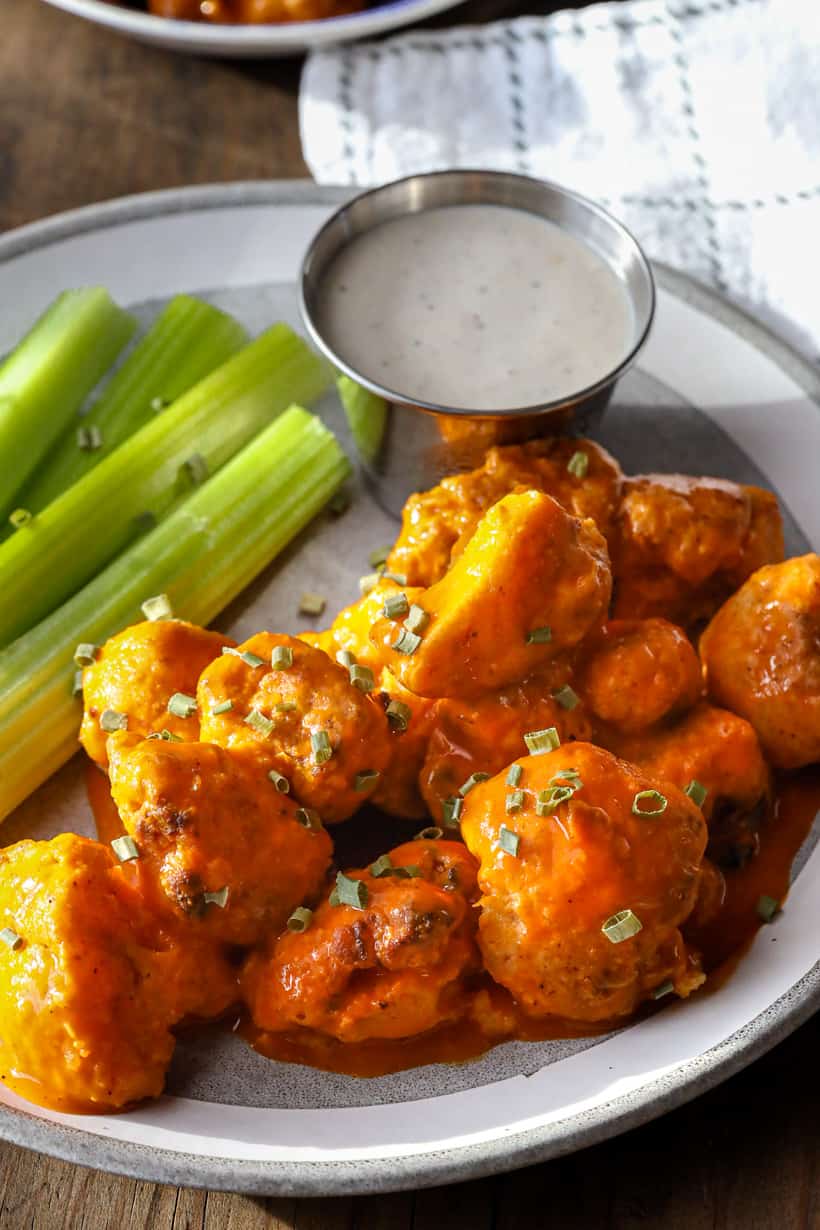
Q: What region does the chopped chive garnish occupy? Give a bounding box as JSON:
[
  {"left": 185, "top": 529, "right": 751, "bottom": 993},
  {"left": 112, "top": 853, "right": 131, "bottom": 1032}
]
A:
[
  {"left": 506, "top": 790, "right": 524, "bottom": 814},
  {"left": 524, "top": 727, "right": 560, "bottom": 755},
  {"left": 328, "top": 490, "right": 350, "bottom": 516},
  {"left": 506, "top": 763, "right": 523, "bottom": 787},
  {"left": 394, "top": 864, "right": 422, "bottom": 878},
  {"left": 756, "top": 894, "right": 780, "bottom": 923},
  {"left": 332, "top": 871, "right": 369, "bottom": 909},
  {"left": 526, "top": 626, "right": 552, "bottom": 645},
  {"left": 311, "top": 730, "right": 333, "bottom": 764},
  {"left": 295, "top": 807, "right": 321, "bottom": 830},
  {"left": 76, "top": 424, "right": 102, "bottom": 451},
  {"left": 0, "top": 927, "right": 23, "bottom": 951},
  {"left": 72, "top": 670, "right": 84, "bottom": 698},
  {"left": 415, "top": 826, "right": 444, "bottom": 841},
  {"left": 111, "top": 835, "right": 139, "bottom": 862},
  {"left": 221, "top": 646, "right": 265, "bottom": 668},
  {"left": 355, "top": 769, "right": 380, "bottom": 792},
  {"left": 632, "top": 790, "right": 668, "bottom": 818},
  {"left": 359, "top": 573, "right": 381, "bottom": 596},
  {"left": 141, "top": 593, "right": 173, "bottom": 621},
  {"left": 245, "top": 707, "right": 274, "bottom": 738},
  {"left": 212, "top": 699, "right": 234, "bottom": 715},
  {"left": 271, "top": 645, "right": 294, "bottom": 670},
  {"left": 337, "top": 649, "right": 357, "bottom": 668},
  {"left": 602, "top": 909, "right": 642, "bottom": 943},
  {"left": 9, "top": 508, "right": 32, "bottom": 530},
  {"left": 550, "top": 768, "right": 582, "bottom": 785},
  {"left": 394, "top": 628, "right": 422, "bottom": 655},
  {"left": 536, "top": 785, "right": 575, "bottom": 815},
  {"left": 299, "top": 591, "right": 326, "bottom": 617},
  {"left": 382, "top": 592, "right": 409, "bottom": 620},
  {"left": 203, "top": 886, "right": 229, "bottom": 909},
  {"left": 268, "top": 769, "right": 290, "bottom": 794},
  {"left": 369, "top": 546, "right": 391, "bottom": 569},
  {"left": 552, "top": 685, "right": 580, "bottom": 710},
  {"left": 684, "top": 779, "right": 708, "bottom": 808},
  {"left": 498, "top": 825, "right": 520, "bottom": 856},
  {"left": 567, "top": 450, "right": 589, "bottom": 478},
  {"left": 459, "top": 771, "right": 491, "bottom": 796},
  {"left": 382, "top": 570, "right": 407, "bottom": 585},
  {"left": 386, "top": 699, "right": 411, "bottom": 731},
  {"left": 73, "top": 642, "right": 97, "bottom": 667},
  {"left": 168, "top": 692, "right": 197, "bottom": 719},
  {"left": 370, "top": 854, "right": 394, "bottom": 877},
  {"left": 287, "top": 906, "right": 314, "bottom": 932},
  {"left": 442, "top": 795, "right": 464, "bottom": 827},
  {"left": 183, "top": 452, "right": 209, "bottom": 485},
  {"left": 652, "top": 980, "right": 675, "bottom": 1000},
  {"left": 405, "top": 604, "right": 430, "bottom": 635},
  {"left": 275, "top": 701, "right": 298, "bottom": 715},
  {"left": 100, "top": 709, "right": 127, "bottom": 733},
  {"left": 349, "top": 664, "right": 375, "bottom": 693},
  {"left": 147, "top": 728, "right": 183, "bottom": 742}
]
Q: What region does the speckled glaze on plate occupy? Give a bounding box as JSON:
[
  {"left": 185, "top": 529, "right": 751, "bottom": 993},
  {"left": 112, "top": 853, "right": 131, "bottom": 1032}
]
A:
[{"left": 0, "top": 182, "right": 818, "bottom": 1196}]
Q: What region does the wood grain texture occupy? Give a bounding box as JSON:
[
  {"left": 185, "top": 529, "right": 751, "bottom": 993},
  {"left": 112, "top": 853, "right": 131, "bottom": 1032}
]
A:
[{"left": 1, "top": 1, "right": 819, "bottom": 1226}]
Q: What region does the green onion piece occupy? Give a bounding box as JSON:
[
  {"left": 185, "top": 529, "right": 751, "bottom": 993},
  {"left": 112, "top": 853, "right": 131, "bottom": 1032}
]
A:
[
  {"left": 141, "top": 593, "right": 173, "bottom": 622},
  {"left": 299, "top": 591, "right": 326, "bottom": 617},
  {"left": 601, "top": 909, "right": 643, "bottom": 943},
  {"left": 336, "top": 649, "right": 357, "bottom": 668},
  {"left": 212, "top": 699, "right": 233, "bottom": 715},
  {"left": 632, "top": 789, "right": 668, "bottom": 818},
  {"left": 275, "top": 701, "right": 298, "bottom": 715},
  {"left": 203, "top": 886, "right": 229, "bottom": 909},
  {"left": 349, "top": 664, "right": 375, "bottom": 693},
  {"left": 498, "top": 825, "right": 521, "bottom": 856},
  {"left": 268, "top": 769, "right": 290, "bottom": 794},
  {"left": 756, "top": 894, "right": 780, "bottom": 923},
  {"left": 685, "top": 779, "right": 708, "bottom": 808},
  {"left": 311, "top": 729, "right": 333, "bottom": 764},
  {"left": 73, "top": 642, "right": 96, "bottom": 668},
  {"left": 295, "top": 807, "right": 322, "bottom": 830},
  {"left": 146, "top": 728, "right": 182, "bottom": 742},
  {"left": 100, "top": 708, "right": 127, "bottom": 733},
  {"left": 652, "top": 980, "right": 675, "bottom": 1000},
  {"left": 370, "top": 854, "right": 394, "bottom": 877},
  {"left": 359, "top": 573, "right": 381, "bottom": 596},
  {"left": 245, "top": 707, "right": 274, "bottom": 738},
  {"left": 524, "top": 727, "right": 560, "bottom": 755},
  {"left": 240, "top": 651, "right": 265, "bottom": 668},
  {"left": 506, "top": 790, "right": 524, "bottom": 814},
  {"left": 382, "top": 571, "right": 407, "bottom": 585},
  {"left": 355, "top": 769, "right": 380, "bottom": 792},
  {"left": 536, "top": 785, "right": 575, "bottom": 816},
  {"left": 328, "top": 490, "right": 350, "bottom": 516},
  {"left": 459, "top": 771, "right": 491, "bottom": 797},
  {"left": 567, "top": 450, "right": 589, "bottom": 478},
  {"left": 526, "top": 626, "right": 552, "bottom": 645},
  {"left": 552, "top": 684, "right": 580, "bottom": 711},
  {"left": 167, "top": 692, "right": 197, "bottom": 718},
  {"left": 405, "top": 604, "right": 430, "bottom": 635},
  {"left": 393, "top": 628, "right": 422, "bottom": 656},
  {"left": 271, "top": 645, "right": 294, "bottom": 670},
  {"left": 386, "top": 699, "right": 412, "bottom": 731},
  {"left": 442, "top": 796, "right": 464, "bottom": 828},
  {"left": 72, "top": 670, "right": 83, "bottom": 698},
  {"left": 394, "top": 864, "right": 422, "bottom": 878},
  {"left": 9, "top": 509, "right": 32, "bottom": 530},
  {"left": 333, "top": 871, "right": 369, "bottom": 909},
  {"left": 287, "top": 906, "right": 313, "bottom": 932},
  {"left": 550, "top": 767, "right": 582, "bottom": 785},
  {"left": 415, "top": 826, "right": 444, "bottom": 841},
  {"left": 0, "top": 926, "right": 23, "bottom": 951},
  {"left": 506, "top": 763, "right": 523, "bottom": 787},
  {"left": 76, "top": 425, "right": 103, "bottom": 452},
  {"left": 183, "top": 452, "right": 209, "bottom": 486},
  {"left": 111, "top": 834, "right": 139, "bottom": 862},
  {"left": 382, "top": 592, "right": 409, "bottom": 620},
  {"left": 369, "top": 546, "right": 391, "bottom": 569}
]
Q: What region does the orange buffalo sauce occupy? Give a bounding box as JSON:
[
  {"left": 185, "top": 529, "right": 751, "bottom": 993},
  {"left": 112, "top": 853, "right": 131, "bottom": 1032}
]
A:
[{"left": 85, "top": 761, "right": 125, "bottom": 845}]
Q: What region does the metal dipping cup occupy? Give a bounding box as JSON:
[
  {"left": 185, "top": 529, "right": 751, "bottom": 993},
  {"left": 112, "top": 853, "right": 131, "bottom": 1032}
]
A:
[{"left": 299, "top": 170, "right": 655, "bottom": 518}]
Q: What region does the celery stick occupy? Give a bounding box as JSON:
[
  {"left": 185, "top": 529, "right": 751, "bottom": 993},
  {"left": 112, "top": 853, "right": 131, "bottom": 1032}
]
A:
[
  {"left": 337, "top": 374, "right": 388, "bottom": 464},
  {"left": 0, "top": 406, "right": 349, "bottom": 821},
  {"left": 17, "top": 296, "right": 249, "bottom": 517},
  {"left": 0, "top": 289, "right": 136, "bottom": 517},
  {"left": 0, "top": 323, "right": 332, "bottom": 648}
]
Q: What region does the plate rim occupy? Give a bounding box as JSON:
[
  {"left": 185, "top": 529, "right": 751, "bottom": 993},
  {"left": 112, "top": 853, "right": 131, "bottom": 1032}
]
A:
[{"left": 0, "top": 180, "right": 818, "bottom": 1196}]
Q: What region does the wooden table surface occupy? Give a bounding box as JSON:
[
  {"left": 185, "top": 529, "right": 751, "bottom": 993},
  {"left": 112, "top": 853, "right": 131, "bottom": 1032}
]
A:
[{"left": 1, "top": 1, "right": 819, "bottom": 1226}]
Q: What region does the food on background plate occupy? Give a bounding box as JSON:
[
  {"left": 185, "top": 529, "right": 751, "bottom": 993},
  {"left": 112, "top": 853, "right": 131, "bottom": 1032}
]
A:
[{"left": 145, "top": 0, "right": 363, "bottom": 22}]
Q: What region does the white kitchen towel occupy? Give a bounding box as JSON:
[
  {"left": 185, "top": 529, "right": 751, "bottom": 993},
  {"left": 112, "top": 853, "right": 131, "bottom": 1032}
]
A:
[{"left": 300, "top": 0, "right": 820, "bottom": 358}]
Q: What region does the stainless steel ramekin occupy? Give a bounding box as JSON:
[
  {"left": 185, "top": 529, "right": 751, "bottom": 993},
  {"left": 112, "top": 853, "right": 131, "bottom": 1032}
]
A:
[{"left": 299, "top": 170, "right": 655, "bottom": 518}]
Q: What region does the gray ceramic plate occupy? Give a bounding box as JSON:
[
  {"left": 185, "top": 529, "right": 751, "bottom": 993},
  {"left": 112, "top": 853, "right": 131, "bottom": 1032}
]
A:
[{"left": 0, "top": 182, "right": 819, "bottom": 1196}]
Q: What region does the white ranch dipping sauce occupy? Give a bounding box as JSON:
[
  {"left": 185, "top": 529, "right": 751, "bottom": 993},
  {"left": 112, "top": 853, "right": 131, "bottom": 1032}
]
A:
[{"left": 315, "top": 204, "right": 635, "bottom": 412}]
